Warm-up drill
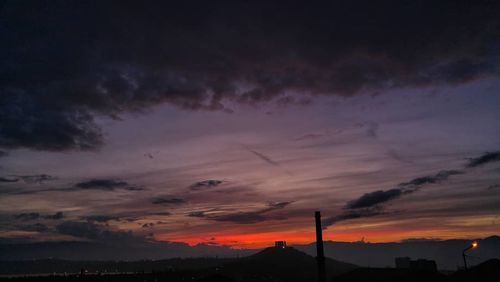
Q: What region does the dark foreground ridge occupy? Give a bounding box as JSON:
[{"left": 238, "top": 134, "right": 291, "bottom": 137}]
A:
[
  {"left": 336, "top": 259, "right": 499, "bottom": 282},
  {"left": 0, "top": 247, "right": 355, "bottom": 282},
  {"left": 1, "top": 250, "right": 499, "bottom": 282}
]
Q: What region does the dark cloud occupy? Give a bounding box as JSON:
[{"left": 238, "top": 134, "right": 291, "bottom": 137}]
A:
[
  {"left": 191, "top": 201, "right": 292, "bottom": 224},
  {"left": 142, "top": 222, "right": 155, "bottom": 228},
  {"left": 324, "top": 207, "right": 384, "bottom": 226},
  {"left": 2, "top": 178, "right": 142, "bottom": 194},
  {"left": 151, "top": 197, "right": 185, "bottom": 205},
  {"left": 123, "top": 186, "right": 146, "bottom": 191},
  {"left": 346, "top": 189, "right": 402, "bottom": 209},
  {"left": 346, "top": 170, "right": 464, "bottom": 210},
  {"left": 466, "top": 151, "right": 500, "bottom": 168},
  {"left": 398, "top": 170, "right": 464, "bottom": 187},
  {"left": 14, "top": 212, "right": 63, "bottom": 221},
  {"left": 326, "top": 169, "right": 465, "bottom": 226},
  {"left": 210, "top": 212, "right": 267, "bottom": 224},
  {"left": 188, "top": 211, "right": 206, "bottom": 218},
  {"left": 16, "top": 223, "right": 49, "bottom": 232},
  {"left": 43, "top": 212, "right": 64, "bottom": 220},
  {"left": 0, "top": 176, "right": 18, "bottom": 183},
  {"left": 189, "top": 179, "right": 224, "bottom": 191},
  {"left": 14, "top": 213, "right": 40, "bottom": 221},
  {"left": 487, "top": 184, "right": 500, "bottom": 190},
  {"left": 0, "top": 151, "right": 7, "bottom": 158},
  {"left": 3, "top": 1, "right": 497, "bottom": 151},
  {"left": 82, "top": 215, "right": 119, "bottom": 223},
  {"left": 151, "top": 212, "right": 172, "bottom": 216},
  {"left": 74, "top": 179, "right": 128, "bottom": 190},
  {"left": 56, "top": 221, "right": 136, "bottom": 243},
  {"left": 1, "top": 174, "right": 58, "bottom": 184}
]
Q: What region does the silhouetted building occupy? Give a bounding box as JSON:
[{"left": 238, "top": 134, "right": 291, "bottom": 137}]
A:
[
  {"left": 395, "top": 257, "right": 437, "bottom": 271},
  {"left": 275, "top": 241, "right": 287, "bottom": 248},
  {"left": 395, "top": 257, "right": 411, "bottom": 268}
]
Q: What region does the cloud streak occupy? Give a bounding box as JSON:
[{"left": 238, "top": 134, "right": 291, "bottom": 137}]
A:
[
  {"left": 0, "top": 174, "right": 57, "bottom": 184},
  {"left": 246, "top": 149, "right": 279, "bottom": 166},
  {"left": 466, "top": 151, "right": 500, "bottom": 168},
  {"left": 151, "top": 197, "right": 185, "bottom": 205},
  {"left": 346, "top": 189, "right": 402, "bottom": 210},
  {"left": 71, "top": 179, "right": 145, "bottom": 192},
  {"left": 189, "top": 180, "right": 224, "bottom": 191},
  {"left": 14, "top": 212, "right": 64, "bottom": 221},
  {"left": 325, "top": 170, "right": 465, "bottom": 226},
  {"left": 14, "top": 213, "right": 40, "bottom": 221},
  {"left": 189, "top": 201, "right": 292, "bottom": 224}
]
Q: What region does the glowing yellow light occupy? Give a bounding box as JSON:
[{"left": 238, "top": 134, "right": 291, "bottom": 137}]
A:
[{"left": 472, "top": 242, "right": 478, "bottom": 248}]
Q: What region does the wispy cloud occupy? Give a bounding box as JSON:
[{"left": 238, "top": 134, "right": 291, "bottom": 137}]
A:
[
  {"left": 16, "top": 223, "right": 49, "bottom": 232},
  {"left": 466, "top": 151, "right": 500, "bottom": 168},
  {"left": 0, "top": 174, "right": 57, "bottom": 184},
  {"left": 43, "top": 212, "right": 64, "bottom": 220},
  {"left": 67, "top": 179, "right": 145, "bottom": 192},
  {"left": 82, "top": 215, "right": 120, "bottom": 223},
  {"left": 75, "top": 179, "right": 128, "bottom": 190},
  {"left": 14, "top": 213, "right": 40, "bottom": 221},
  {"left": 346, "top": 170, "right": 464, "bottom": 210},
  {"left": 323, "top": 207, "right": 385, "bottom": 226},
  {"left": 325, "top": 170, "right": 465, "bottom": 226},
  {"left": 346, "top": 189, "right": 403, "bottom": 210},
  {"left": 246, "top": 149, "right": 279, "bottom": 166},
  {"left": 14, "top": 211, "right": 64, "bottom": 221},
  {"left": 189, "top": 201, "right": 292, "bottom": 224},
  {"left": 151, "top": 197, "right": 185, "bottom": 205},
  {"left": 0, "top": 176, "right": 18, "bottom": 183},
  {"left": 189, "top": 180, "right": 224, "bottom": 191}
]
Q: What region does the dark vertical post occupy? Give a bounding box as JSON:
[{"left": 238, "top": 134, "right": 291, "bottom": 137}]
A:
[
  {"left": 462, "top": 252, "right": 468, "bottom": 271},
  {"left": 315, "top": 211, "right": 327, "bottom": 282}
]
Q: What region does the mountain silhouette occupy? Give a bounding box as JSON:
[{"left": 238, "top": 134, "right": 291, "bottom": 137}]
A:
[{"left": 220, "top": 246, "right": 357, "bottom": 281}]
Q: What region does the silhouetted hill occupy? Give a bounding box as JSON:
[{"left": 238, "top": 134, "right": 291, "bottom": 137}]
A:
[
  {"left": 451, "top": 259, "right": 500, "bottom": 282},
  {"left": 294, "top": 236, "right": 500, "bottom": 270},
  {"left": 0, "top": 247, "right": 357, "bottom": 282},
  {"left": 219, "top": 247, "right": 357, "bottom": 281}
]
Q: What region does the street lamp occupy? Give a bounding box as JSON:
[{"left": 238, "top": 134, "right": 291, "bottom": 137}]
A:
[{"left": 462, "top": 241, "right": 478, "bottom": 270}]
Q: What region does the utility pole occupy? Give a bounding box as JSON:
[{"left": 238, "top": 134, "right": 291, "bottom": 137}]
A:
[{"left": 315, "top": 211, "right": 327, "bottom": 282}]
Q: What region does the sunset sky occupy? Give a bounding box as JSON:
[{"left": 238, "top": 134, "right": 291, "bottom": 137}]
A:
[{"left": 1, "top": 1, "right": 500, "bottom": 254}]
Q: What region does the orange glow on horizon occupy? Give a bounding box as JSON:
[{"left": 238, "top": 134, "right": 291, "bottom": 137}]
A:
[
  {"left": 156, "top": 230, "right": 317, "bottom": 249},
  {"left": 154, "top": 227, "right": 494, "bottom": 248}
]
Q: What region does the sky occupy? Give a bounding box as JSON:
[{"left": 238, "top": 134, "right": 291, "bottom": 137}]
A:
[{"left": 1, "top": 0, "right": 500, "bottom": 254}]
